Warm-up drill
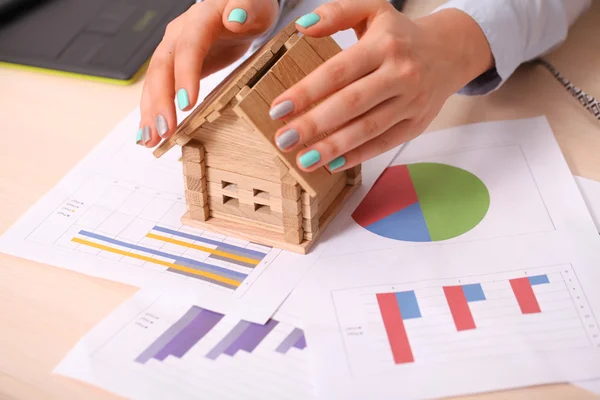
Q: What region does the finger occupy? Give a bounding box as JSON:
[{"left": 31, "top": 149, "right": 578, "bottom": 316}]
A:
[
  {"left": 331, "top": 119, "right": 423, "bottom": 172},
  {"left": 294, "top": 0, "right": 393, "bottom": 35},
  {"left": 295, "top": 96, "right": 407, "bottom": 171},
  {"left": 138, "top": 18, "right": 183, "bottom": 147},
  {"left": 274, "top": 67, "right": 397, "bottom": 153},
  {"left": 223, "top": 0, "right": 278, "bottom": 36},
  {"left": 269, "top": 39, "right": 381, "bottom": 122},
  {"left": 174, "top": 0, "right": 227, "bottom": 113}
]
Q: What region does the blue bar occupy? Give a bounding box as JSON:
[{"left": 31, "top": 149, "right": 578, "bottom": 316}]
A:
[
  {"left": 153, "top": 226, "right": 267, "bottom": 260},
  {"left": 528, "top": 275, "right": 550, "bottom": 285},
  {"left": 78, "top": 230, "right": 248, "bottom": 281},
  {"left": 395, "top": 291, "right": 421, "bottom": 320},
  {"left": 462, "top": 283, "right": 486, "bottom": 302}
]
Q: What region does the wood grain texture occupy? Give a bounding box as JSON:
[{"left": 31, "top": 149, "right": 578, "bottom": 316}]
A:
[
  {"left": 235, "top": 89, "right": 337, "bottom": 197},
  {"left": 206, "top": 167, "right": 282, "bottom": 194},
  {"left": 3, "top": 1, "right": 600, "bottom": 398}
]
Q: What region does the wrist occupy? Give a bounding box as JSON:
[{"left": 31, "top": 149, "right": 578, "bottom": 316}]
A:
[{"left": 414, "top": 8, "right": 494, "bottom": 94}]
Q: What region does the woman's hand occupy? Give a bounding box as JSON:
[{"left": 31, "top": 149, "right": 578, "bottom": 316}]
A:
[
  {"left": 269, "top": 0, "right": 493, "bottom": 172},
  {"left": 137, "top": 0, "right": 279, "bottom": 147}
]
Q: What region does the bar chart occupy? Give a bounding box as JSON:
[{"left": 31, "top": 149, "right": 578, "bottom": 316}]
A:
[
  {"left": 332, "top": 265, "right": 600, "bottom": 376},
  {"left": 26, "top": 175, "right": 276, "bottom": 292},
  {"left": 59, "top": 290, "right": 313, "bottom": 400},
  {"left": 135, "top": 305, "right": 307, "bottom": 365}
]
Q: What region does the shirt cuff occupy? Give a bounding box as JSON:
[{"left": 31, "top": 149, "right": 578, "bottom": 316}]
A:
[{"left": 432, "top": 0, "right": 569, "bottom": 96}]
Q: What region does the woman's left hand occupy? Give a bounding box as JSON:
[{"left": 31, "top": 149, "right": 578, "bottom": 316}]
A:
[{"left": 269, "top": 0, "right": 493, "bottom": 172}]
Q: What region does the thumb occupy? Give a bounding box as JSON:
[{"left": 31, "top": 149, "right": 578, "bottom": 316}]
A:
[
  {"left": 222, "top": 0, "right": 279, "bottom": 36},
  {"left": 295, "top": 0, "right": 393, "bottom": 37}
]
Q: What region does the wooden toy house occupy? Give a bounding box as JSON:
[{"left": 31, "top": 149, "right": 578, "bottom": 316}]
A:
[{"left": 153, "top": 23, "right": 361, "bottom": 253}]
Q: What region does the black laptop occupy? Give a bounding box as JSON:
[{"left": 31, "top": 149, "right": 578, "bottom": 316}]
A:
[{"left": 0, "top": 0, "right": 194, "bottom": 83}]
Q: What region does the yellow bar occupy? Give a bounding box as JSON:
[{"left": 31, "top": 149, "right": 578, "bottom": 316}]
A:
[
  {"left": 71, "top": 238, "right": 241, "bottom": 287},
  {"left": 146, "top": 233, "right": 260, "bottom": 266}
]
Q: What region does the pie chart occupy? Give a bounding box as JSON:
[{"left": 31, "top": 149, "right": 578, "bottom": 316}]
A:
[{"left": 352, "top": 163, "right": 490, "bottom": 242}]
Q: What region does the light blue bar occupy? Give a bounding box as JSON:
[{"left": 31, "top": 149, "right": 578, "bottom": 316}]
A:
[
  {"left": 153, "top": 226, "right": 267, "bottom": 260},
  {"left": 78, "top": 230, "right": 247, "bottom": 281},
  {"left": 395, "top": 291, "right": 421, "bottom": 320},
  {"left": 462, "top": 283, "right": 486, "bottom": 302},
  {"left": 528, "top": 275, "right": 550, "bottom": 285}
]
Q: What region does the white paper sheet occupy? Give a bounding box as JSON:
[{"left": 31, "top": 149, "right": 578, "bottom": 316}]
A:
[
  {"left": 294, "top": 118, "right": 600, "bottom": 399},
  {"left": 54, "top": 289, "right": 314, "bottom": 400},
  {"left": 573, "top": 176, "right": 600, "bottom": 396}
]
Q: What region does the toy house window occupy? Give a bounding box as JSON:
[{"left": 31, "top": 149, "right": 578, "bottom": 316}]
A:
[
  {"left": 222, "top": 195, "right": 239, "bottom": 208},
  {"left": 254, "top": 204, "right": 271, "bottom": 214},
  {"left": 253, "top": 189, "right": 269, "bottom": 200},
  {"left": 221, "top": 180, "right": 238, "bottom": 192}
]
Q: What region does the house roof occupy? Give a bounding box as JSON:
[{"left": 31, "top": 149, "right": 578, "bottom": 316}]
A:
[
  {"left": 154, "top": 21, "right": 344, "bottom": 198},
  {"left": 153, "top": 22, "right": 299, "bottom": 160}
]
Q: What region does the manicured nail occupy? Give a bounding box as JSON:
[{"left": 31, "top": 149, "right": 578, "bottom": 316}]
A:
[
  {"left": 156, "top": 115, "right": 168, "bottom": 137},
  {"left": 136, "top": 128, "right": 143, "bottom": 144},
  {"left": 276, "top": 129, "right": 299, "bottom": 150},
  {"left": 329, "top": 156, "right": 346, "bottom": 171},
  {"left": 142, "top": 126, "right": 151, "bottom": 145},
  {"left": 270, "top": 100, "right": 295, "bottom": 120},
  {"left": 299, "top": 150, "right": 321, "bottom": 168},
  {"left": 296, "top": 13, "right": 320, "bottom": 28},
  {"left": 228, "top": 8, "right": 247, "bottom": 24},
  {"left": 177, "top": 88, "right": 189, "bottom": 110}
]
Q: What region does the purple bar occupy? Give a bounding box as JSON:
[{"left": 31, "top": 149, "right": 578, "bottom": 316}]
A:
[
  {"left": 170, "top": 309, "right": 223, "bottom": 358},
  {"left": 275, "top": 328, "right": 305, "bottom": 354},
  {"left": 205, "top": 321, "right": 251, "bottom": 360},
  {"left": 135, "top": 307, "right": 202, "bottom": 364},
  {"left": 293, "top": 334, "right": 306, "bottom": 350},
  {"left": 224, "top": 319, "right": 279, "bottom": 356},
  {"left": 154, "top": 308, "right": 223, "bottom": 361}
]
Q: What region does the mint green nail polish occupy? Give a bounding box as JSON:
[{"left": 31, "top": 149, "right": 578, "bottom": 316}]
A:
[
  {"left": 136, "top": 128, "right": 143, "bottom": 144},
  {"left": 296, "top": 13, "right": 320, "bottom": 28},
  {"left": 329, "top": 156, "right": 346, "bottom": 171},
  {"left": 177, "top": 88, "right": 189, "bottom": 110},
  {"left": 228, "top": 8, "right": 247, "bottom": 24},
  {"left": 299, "top": 150, "right": 321, "bottom": 168}
]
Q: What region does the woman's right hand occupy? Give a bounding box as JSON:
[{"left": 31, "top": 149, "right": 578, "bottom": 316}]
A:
[{"left": 137, "top": 0, "right": 279, "bottom": 148}]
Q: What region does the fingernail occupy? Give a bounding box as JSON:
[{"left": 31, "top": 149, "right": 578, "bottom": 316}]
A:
[
  {"left": 228, "top": 8, "right": 247, "bottom": 24},
  {"left": 156, "top": 115, "right": 168, "bottom": 137},
  {"left": 177, "top": 88, "right": 189, "bottom": 110},
  {"left": 296, "top": 13, "right": 320, "bottom": 28},
  {"left": 136, "top": 128, "right": 143, "bottom": 144},
  {"left": 270, "top": 100, "right": 294, "bottom": 120},
  {"left": 276, "top": 129, "right": 299, "bottom": 150},
  {"left": 329, "top": 156, "right": 346, "bottom": 171},
  {"left": 142, "top": 126, "right": 151, "bottom": 145},
  {"left": 299, "top": 150, "right": 321, "bottom": 168}
]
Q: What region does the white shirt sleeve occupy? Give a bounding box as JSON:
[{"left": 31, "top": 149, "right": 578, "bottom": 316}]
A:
[{"left": 433, "top": 0, "right": 591, "bottom": 95}]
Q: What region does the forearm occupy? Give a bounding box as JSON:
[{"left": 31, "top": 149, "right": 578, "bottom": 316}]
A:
[
  {"left": 414, "top": 8, "right": 494, "bottom": 96},
  {"left": 432, "top": 0, "right": 591, "bottom": 95}
]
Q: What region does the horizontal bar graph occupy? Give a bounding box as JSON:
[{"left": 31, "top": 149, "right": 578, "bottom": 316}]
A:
[
  {"left": 72, "top": 226, "right": 271, "bottom": 289},
  {"left": 136, "top": 305, "right": 307, "bottom": 366}
]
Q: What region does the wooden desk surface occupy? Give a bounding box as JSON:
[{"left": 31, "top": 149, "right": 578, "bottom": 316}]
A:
[{"left": 1, "top": 1, "right": 599, "bottom": 399}]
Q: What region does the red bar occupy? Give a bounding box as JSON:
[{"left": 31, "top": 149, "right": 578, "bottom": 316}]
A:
[
  {"left": 443, "top": 286, "right": 476, "bottom": 331},
  {"left": 376, "top": 293, "right": 414, "bottom": 364},
  {"left": 510, "top": 278, "right": 541, "bottom": 314}
]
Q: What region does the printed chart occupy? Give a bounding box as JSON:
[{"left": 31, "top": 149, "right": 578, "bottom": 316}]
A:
[
  {"left": 324, "top": 144, "right": 556, "bottom": 257},
  {"left": 332, "top": 264, "right": 600, "bottom": 376},
  {"left": 352, "top": 163, "right": 490, "bottom": 242},
  {"left": 27, "top": 175, "right": 276, "bottom": 293},
  {"left": 55, "top": 291, "right": 313, "bottom": 400}
]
